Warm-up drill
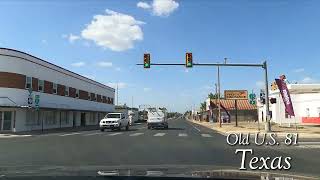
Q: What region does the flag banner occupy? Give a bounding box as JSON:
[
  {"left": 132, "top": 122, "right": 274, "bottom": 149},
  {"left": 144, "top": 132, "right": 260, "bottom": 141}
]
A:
[{"left": 275, "top": 78, "right": 295, "bottom": 116}]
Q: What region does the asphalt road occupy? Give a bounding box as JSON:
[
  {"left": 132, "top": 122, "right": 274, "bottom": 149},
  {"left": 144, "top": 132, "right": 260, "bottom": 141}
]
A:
[{"left": 0, "top": 117, "right": 319, "bottom": 178}]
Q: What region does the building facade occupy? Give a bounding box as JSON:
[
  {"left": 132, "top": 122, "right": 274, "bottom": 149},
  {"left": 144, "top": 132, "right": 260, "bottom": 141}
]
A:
[
  {"left": 0, "top": 48, "right": 115, "bottom": 132},
  {"left": 258, "top": 84, "right": 320, "bottom": 125}
]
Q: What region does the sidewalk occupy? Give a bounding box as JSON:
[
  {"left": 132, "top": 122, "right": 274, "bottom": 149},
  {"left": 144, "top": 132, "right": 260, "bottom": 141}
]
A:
[
  {"left": 2, "top": 125, "right": 99, "bottom": 135},
  {"left": 187, "top": 118, "right": 320, "bottom": 139}
]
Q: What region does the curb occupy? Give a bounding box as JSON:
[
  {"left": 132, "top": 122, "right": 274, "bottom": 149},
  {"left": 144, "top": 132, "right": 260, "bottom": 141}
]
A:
[{"left": 186, "top": 118, "right": 320, "bottom": 139}]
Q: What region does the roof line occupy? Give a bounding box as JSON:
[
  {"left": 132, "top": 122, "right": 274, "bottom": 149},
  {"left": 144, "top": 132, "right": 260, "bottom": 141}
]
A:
[{"left": 0, "top": 47, "right": 114, "bottom": 92}]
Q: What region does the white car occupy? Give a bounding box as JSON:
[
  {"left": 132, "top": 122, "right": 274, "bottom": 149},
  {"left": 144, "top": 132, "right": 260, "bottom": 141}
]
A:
[{"left": 99, "top": 113, "right": 130, "bottom": 131}]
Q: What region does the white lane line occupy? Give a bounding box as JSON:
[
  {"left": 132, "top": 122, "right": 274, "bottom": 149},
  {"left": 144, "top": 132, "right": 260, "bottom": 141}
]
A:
[
  {"left": 108, "top": 132, "right": 123, "bottom": 136},
  {"left": 297, "top": 145, "right": 320, "bottom": 149},
  {"left": 83, "top": 132, "right": 103, "bottom": 136},
  {"left": 188, "top": 122, "right": 201, "bottom": 132},
  {"left": 299, "top": 142, "right": 320, "bottom": 145},
  {"left": 178, "top": 133, "right": 188, "bottom": 137},
  {"left": 201, "top": 134, "right": 212, "bottom": 138},
  {"left": 0, "top": 134, "right": 32, "bottom": 138},
  {"left": 154, "top": 133, "right": 166, "bottom": 137},
  {"left": 129, "top": 133, "right": 144, "bottom": 137},
  {"left": 59, "top": 132, "right": 82, "bottom": 137}
]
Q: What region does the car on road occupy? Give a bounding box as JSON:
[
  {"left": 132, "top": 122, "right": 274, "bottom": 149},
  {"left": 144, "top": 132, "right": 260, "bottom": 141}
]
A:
[
  {"left": 99, "top": 113, "right": 129, "bottom": 131},
  {"left": 147, "top": 108, "right": 168, "bottom": 129}
]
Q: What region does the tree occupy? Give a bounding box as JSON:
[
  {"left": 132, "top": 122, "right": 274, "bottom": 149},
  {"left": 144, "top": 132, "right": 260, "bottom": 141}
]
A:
[
  {"left": 208, "top": 92, "right": 219, "bottom": 100},
  {"left": 200, "top": 102, "right": 206, "bottom": 112}
]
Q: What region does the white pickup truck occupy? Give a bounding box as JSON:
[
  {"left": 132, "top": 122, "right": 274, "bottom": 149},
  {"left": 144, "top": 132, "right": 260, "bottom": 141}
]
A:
[{"left": 99, "top": 113, "right": 130, "bottom": 131}]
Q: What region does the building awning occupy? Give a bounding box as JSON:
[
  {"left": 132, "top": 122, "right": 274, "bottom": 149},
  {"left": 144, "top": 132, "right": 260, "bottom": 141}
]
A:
[{"left": 209, "top": 99, "right": 256, "bottom": 110}]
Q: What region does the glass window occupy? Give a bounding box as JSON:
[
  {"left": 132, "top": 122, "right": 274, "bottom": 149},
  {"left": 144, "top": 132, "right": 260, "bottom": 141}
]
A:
[
  {"left": 60, "top": 111, "right": 68, "bottom": 125},
  {"left": 318, "top": 107, "right": 320, "bottom": 117},
  {"left": 75, "top": 89, "right": 79, "bottom": 98},
  {"left": 65, "top": 86, "right": 69, "bottom": 96},
  {"left": 88, "top": 93, "right": 91, "bottom": 100},
  {"left": 25, "top": 76, "right": 32, "bottom": 89},
  {"left": 52, "top": 83, "right": 57, "bottom": 94},
  {"left": 106, "top": 114, "right": 120, "bottom": 118},
  {"left": 38, "top": 80, "right": 44, "bottom": 92}
]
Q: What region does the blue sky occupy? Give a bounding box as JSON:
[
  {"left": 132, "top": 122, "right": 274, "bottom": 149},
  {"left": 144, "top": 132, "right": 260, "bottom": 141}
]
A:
[{"left": 1, "top": 0, "right": 320, "bottom": 112}]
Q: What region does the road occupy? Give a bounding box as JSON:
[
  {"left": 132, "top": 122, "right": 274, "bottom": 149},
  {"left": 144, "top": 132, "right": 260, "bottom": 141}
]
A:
[{"left": 0, "top": 117, "right": 319, "bottom": 177}]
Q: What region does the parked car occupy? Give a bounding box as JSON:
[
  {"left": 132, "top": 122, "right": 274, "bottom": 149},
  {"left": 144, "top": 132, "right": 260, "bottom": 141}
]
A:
[{"left": 99, "top": 113, "right": 129, "bottom": 131}]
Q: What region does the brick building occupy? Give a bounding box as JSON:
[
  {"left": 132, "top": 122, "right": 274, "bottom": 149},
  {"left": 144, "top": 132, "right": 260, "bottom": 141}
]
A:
[{"left": 0, "top": 48, "right": 115, "bottom": 132}]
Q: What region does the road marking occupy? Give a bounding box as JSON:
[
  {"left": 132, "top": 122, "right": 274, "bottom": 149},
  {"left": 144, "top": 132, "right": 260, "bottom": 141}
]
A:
[
  {"left": 178, "top": 133, "right": 188, "bottom": 137},
  {"left": 60, "top": 132, "right": 82, "bottom": 137},
  {"left": 297, "top": 145, "right": 320, "bottom": 149},
  {"left": 83, "top": 132, "right": 103, "bottom": 136},
  {"left": 154, "top": 133, "right": 166, "bottom": 137},
  {"left": 0, "top": 134, "right": 32, "bottom": 138},
  {"left": 108, "top": 132, "right": 123, "bottom": 136},
  {"left": 188, "top": 122, "right": 201, "bottom": 132},
  {"left": 129, "top": 133, "right": 144, "bottom": 137},
  {"left": 201, "top": 134, "right": 212, "bottom": 138},
  {"left": 299, "top": 142, "right": 320, "bottom": 145}
]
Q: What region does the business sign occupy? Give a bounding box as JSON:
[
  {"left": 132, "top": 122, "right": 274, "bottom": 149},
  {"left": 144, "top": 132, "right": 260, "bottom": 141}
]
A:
[
  {"left": 275, "top": 79, "right": 295, "bottom": 116},
  {"left": 224, "top": 90, "right": 248, "bottom": 100}
]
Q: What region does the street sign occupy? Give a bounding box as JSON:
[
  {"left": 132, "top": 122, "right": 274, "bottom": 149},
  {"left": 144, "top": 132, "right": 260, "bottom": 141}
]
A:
[
  {"left": 224, "top": 90, "right": 248, "bottom": 100},
  {"left": 249, "top": 92, "right": 256, "bottom": 105},
  {"left": 35, "top": 95, "right": 40, "bottom": 110},
  {"left": 27, "top": 95, "right": 33, "bottom": 105}
]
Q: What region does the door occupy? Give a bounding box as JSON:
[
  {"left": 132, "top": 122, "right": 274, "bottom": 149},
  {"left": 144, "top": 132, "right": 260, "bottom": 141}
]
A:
[
  {"left": 73, "top": 112, "right": 77, "bottom": 127},
  {"left": 80, "top": 113, "right": 86, "bottom": 127},
  {"left": 1, "top": 111, "right": 12, "bottom": 131}
]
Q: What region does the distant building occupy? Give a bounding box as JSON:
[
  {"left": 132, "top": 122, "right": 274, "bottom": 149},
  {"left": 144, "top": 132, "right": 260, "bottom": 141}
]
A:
[
  {"left": 258, "top": 84, "right": 320, "bottom": 125},
  {"left": 0, "top": 48, "right": 115, "bottom": 132},
  {"left": 206, "top": 98, "right": 257, "bottom": 122}
]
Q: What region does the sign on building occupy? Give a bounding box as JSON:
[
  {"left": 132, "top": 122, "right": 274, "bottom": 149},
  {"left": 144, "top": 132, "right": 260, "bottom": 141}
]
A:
[{"left": 224, "top": 90, "right": 248, "bottom": 100}]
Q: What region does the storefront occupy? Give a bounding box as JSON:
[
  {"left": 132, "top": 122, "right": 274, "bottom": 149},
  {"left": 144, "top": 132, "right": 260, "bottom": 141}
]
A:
[
  {"left": 258, "top": 84, "right": 320, "bottom": 125},
  {"left": 0, "top": 48, "right": 115, "bottom": 132}
]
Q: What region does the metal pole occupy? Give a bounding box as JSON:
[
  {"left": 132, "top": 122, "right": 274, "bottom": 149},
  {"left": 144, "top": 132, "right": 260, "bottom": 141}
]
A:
[
  {"left": 235, "top": 99, "right": 238, "bottom": 127},
  {"left": 215, "top": 83, "right": 218, "bottom": 123},
  {"left": 218, "top": 66, "right": 221, "bottom": 127},
  {"left": 116, "top": 83, "right": 119, "bottom": 106},
  {"left": 263, "top": 61, "right": 271, "bottom": 132}
]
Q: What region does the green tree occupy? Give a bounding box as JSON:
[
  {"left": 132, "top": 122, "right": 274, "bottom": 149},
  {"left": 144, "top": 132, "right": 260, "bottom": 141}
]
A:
[{"left": 200, "top": 102, "right": 206, "bottom": 112}]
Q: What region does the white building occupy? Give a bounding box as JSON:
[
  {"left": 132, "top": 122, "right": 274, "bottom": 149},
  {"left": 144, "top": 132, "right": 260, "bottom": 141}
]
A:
[
  {"left": 258, "top": 84, "right": 320, "bottom": 125},
  {"left": 0, "top": 48, "right": 115, "bottom": 132}
]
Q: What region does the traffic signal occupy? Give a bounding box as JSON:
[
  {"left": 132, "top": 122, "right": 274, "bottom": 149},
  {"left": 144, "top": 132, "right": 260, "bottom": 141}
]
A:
[
  {"left": 185, "top": 52, "right": 193, "bottom": 68},
  {"left": 260, "top": 92, "right": 266, "bottom": 104},
  {"left": 143, "top": 53, "right": 150, "bottom": 68}
]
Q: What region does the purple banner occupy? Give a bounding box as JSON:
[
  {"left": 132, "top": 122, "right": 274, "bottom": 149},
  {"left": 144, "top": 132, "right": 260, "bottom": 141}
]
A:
[{"left": 275, "top": 79, "right": 295, "bottom": 116}]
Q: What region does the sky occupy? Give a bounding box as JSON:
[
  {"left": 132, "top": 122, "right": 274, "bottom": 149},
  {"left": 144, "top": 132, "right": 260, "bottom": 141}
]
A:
[{"left": 1, "top": 0, "right": 320, "bottom": 112}]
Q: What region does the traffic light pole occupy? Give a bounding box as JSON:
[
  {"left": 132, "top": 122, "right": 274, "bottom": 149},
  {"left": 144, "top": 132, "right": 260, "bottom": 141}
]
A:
[{"left": 137, "top": 61, "right": 272, "bottom": 132}]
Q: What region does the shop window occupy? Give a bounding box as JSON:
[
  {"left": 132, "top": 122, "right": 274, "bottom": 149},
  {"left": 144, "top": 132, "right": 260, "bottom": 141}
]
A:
[
  {"left": 25, "top": 76, "right": 32, "bottom": 89},
  {"left": 26, "top": 110, "right": 40, "bottom": 126},
  {"left": 318, "top": 107, "right": 320, "bottom": 117},
  {"left": 60, "top": 111, "right": 69, "bottom": 125},
  {"left": 65, "top": 86, "right": 69, "bottom": 96},
  {"left": 75, "top": 89, "right": 79, "bottom": 98},
  {"left": 43, "top": 111, "right": 56, "bottom": 125},
  {"left": 38, "top": 80, "right": 44, "bottom": 92},
  {"left": 52, "top": 83, "right": 57, "bottom": 94}
]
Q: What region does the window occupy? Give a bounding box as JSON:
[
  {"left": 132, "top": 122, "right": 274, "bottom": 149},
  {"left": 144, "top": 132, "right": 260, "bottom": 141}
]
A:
[
  {"left": 60, "top": 111, "right": 69, "bottom": 125},
  {"left": 75, "top": 89, "right": 79, "bottom": 98},
  {"left": 65, "top": 86, "right": 69, "bottom": 96},
  {"left": 88, "top": 93, "right": 91, "bottom": 100},
  {"left": 94, "top": 94, "right": 97, "bottom": 101},
  {"left": 318, "top": 107, "right": 320, "bottom": 117},
  {"left": 42, "top": 111, "right": 56, "bottom": 125},
  {"left": 38, "top": 80, "right": 44, "bottom": 92},
  {"left": 26, "top": 110, "right": 40, "bottom": 126},
  {"left": 25, "top": 76, "right": 32, "bottom": 89},
  {"left": 53, "top": 83, "right": 57, "bottom": 94}
]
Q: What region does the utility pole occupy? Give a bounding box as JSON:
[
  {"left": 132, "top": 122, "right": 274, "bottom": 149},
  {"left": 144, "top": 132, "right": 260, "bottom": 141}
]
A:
[
  {"left": 116, "top": 83, "right": 119, "bottom": 106},
  {"left": 263, "top": 61, "right": 271, "bottom": 132},
  {"left": 217, "top": 65, "right": 221, "bottom": 127},
  {"left": 131, "top": 96, "right": 134, "bottom": 108},
  {"left": 215, "top": 83, "right": 218, "bottom": 123}
]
